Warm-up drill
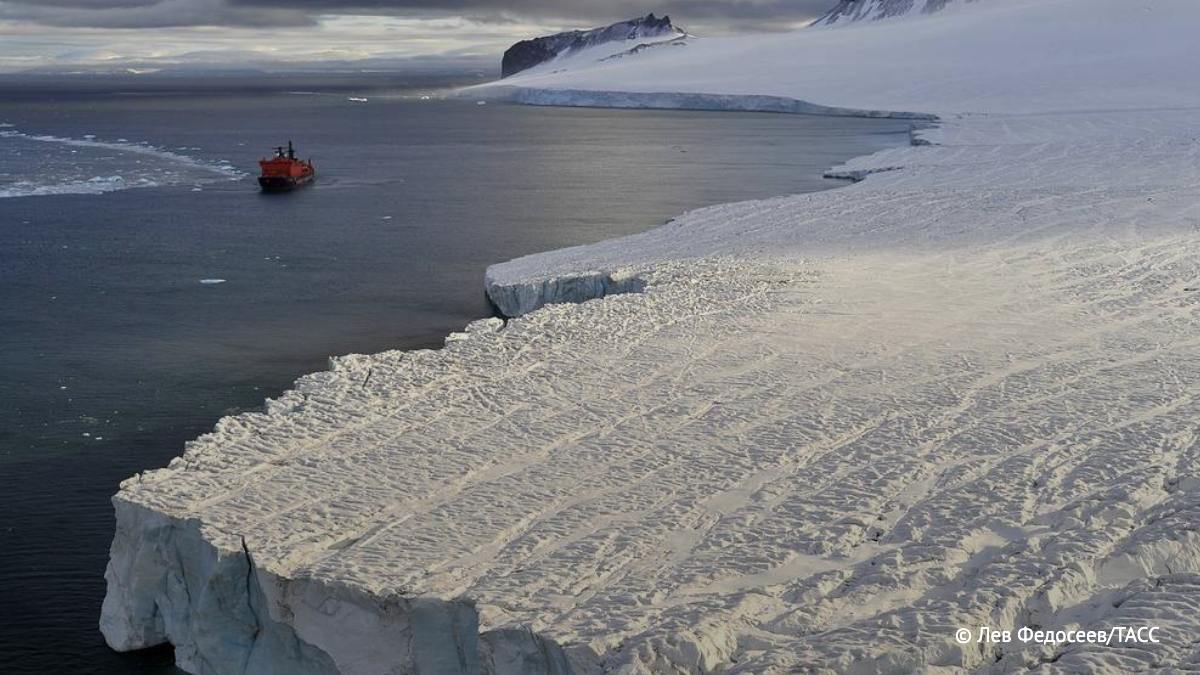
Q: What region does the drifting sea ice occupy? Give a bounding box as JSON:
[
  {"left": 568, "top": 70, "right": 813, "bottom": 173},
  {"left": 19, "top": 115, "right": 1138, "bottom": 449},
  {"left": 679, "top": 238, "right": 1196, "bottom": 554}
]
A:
[{"left": 0, "top": 128, "right": 244, "bottom": 199}]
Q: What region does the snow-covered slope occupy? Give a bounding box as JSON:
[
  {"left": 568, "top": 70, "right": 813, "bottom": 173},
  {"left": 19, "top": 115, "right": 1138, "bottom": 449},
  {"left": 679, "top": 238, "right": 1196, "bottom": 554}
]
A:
[
  {"left": 104, "top": 1, "right": 1200, "bottom": 673},
  {"left": 474, "top": 0, "right": 1200, "bottom": 117}
]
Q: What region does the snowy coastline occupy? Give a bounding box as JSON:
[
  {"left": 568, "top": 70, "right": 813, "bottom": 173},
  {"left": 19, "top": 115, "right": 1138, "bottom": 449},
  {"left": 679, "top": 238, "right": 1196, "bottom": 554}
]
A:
[
  {"left": 102, "top": 1, "right": 1200, "bottom": 673},
  {"left": 471, "top": 86, "right": 937, "bottom": 122}
]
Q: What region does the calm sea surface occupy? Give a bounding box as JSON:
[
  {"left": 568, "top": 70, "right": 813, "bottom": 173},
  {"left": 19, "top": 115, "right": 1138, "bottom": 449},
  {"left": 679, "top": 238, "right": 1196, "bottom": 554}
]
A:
[{"left": 0, "top": 83, "right": 911, "bottom": 673}]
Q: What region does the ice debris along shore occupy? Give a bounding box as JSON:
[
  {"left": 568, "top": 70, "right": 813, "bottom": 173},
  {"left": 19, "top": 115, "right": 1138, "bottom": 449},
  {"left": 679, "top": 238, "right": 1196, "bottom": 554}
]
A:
[{"left": 104, "top": 0, "right": 1200, "bottom": 673}]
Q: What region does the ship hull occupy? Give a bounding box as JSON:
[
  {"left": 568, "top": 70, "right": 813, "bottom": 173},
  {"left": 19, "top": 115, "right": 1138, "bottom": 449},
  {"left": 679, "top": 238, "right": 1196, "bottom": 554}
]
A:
[{"left": 258, "top": 174, "right": 314, "bottom": 192}]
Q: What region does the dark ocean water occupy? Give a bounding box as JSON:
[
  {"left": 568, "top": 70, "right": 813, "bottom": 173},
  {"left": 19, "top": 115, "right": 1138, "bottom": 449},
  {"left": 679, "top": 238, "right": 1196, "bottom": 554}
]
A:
[{"left": 0, "top": 82, "right": 911, "bottom": 673}]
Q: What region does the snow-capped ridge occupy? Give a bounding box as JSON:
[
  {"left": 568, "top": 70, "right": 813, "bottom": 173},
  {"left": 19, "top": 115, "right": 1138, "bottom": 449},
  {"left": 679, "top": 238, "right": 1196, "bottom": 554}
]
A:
[
  {"left": 501, "top": 13, "right": 684, "bottom": 78},
  {"left": 813, "top": 0, "right": 984, "bottom": 26}
]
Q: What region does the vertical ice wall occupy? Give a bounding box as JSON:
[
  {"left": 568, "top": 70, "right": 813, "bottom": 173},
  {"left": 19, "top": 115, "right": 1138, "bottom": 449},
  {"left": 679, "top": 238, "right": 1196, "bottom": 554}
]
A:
[{"left": 101, "top": 499, "right": 483, "bottom": 675}]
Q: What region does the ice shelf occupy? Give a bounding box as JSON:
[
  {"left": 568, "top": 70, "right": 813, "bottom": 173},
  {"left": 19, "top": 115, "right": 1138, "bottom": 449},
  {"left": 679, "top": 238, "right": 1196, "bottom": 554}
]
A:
[{"left": 105, "top": 0, "right": 1200, "bottom": 672}]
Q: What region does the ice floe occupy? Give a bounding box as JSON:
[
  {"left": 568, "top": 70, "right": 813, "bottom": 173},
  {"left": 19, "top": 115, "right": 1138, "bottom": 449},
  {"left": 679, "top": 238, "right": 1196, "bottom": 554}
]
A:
[{"left": 0, "top": 128, "right": 245, "bottom": 199}]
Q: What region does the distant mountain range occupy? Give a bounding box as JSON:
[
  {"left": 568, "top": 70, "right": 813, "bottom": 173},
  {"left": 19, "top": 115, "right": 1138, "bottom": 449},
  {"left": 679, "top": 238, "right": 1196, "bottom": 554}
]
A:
[
  {"left": 814, "top": 0, "right": 982, "bottom": 26},
  {"left": 499, "top": 2, "right": 986, "bottom": 81},
  {"left": 501, "top": 13, "right": 684, "bottom": 78}
]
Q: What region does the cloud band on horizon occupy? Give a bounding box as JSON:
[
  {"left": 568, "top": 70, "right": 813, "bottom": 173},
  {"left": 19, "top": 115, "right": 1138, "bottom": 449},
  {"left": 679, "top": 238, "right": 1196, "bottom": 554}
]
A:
[
  {"left": 2, "top": 0, "right": 833, "bottom": 30},
  {"left": 0, "top": 0, "right": 834, "bottom": 72}
]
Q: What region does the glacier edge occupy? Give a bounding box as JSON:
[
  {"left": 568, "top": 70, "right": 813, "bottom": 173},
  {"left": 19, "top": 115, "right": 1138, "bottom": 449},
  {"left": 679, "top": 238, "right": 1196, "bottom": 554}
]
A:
[
  {"left": 101, "top": 497, "right": 596, "bottom": 675},
  {"left": 471, "top": 85, "right": 937, "bottom": 121}
]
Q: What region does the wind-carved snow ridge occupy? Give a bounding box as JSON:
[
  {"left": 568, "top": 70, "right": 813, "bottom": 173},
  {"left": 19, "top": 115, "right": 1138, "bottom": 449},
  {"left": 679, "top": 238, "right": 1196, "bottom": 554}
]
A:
[
  {"left": 105, "top": 108, "right": 1200, "bottom": 674},
  {"left": 103, "top": 260, "right": 799, "bottom": 675}
]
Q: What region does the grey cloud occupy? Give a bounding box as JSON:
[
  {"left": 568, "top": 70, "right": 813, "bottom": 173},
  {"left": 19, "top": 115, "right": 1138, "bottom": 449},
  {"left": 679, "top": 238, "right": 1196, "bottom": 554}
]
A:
[
  {"left": 236, "top": 0, "right": 834, "bottom": 27},
  {"left": 8, "top": 0, "right": 159, "bottom": 8},
  {"left": 1, "top": 0, "right": 835, "bottom": 30},
  {"left": 0, "top": 0, "right": 313, "bottom": 28}
]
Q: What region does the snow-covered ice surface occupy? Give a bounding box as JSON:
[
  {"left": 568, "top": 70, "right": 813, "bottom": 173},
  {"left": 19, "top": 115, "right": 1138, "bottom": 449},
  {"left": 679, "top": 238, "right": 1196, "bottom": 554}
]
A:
[
  {"left": 469, "top": 0, "right": 1200, "bottom": 117},
  {"left": 104, "top": 1, "right": 1200, "bottom": 673}
]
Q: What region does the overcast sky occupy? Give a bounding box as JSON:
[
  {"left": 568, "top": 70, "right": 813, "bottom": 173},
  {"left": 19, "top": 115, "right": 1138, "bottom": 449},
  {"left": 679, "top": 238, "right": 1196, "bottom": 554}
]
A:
[{"left": 0, "top": 0, "right": 836, "bottom": 72}]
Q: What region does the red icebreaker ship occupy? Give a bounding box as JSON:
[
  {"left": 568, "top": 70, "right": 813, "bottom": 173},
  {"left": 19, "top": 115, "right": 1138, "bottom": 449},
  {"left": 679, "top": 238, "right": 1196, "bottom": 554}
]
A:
[{"left": 258, "top": 141, "right": 315, "bottom": 192}]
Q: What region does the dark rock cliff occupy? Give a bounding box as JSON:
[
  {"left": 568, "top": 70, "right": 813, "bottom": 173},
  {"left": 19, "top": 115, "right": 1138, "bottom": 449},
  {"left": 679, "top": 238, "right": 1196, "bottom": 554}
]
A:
[{"left": 501, "top": 13, "right": 682, "bottom": 78}]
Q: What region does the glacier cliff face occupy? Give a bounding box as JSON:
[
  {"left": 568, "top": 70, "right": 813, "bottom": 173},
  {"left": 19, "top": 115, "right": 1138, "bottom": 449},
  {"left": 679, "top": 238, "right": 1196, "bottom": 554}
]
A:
[
  {"left": 472, "top": 87, "right": 936, "bottom": 121},
  {"left": 102, "top": 493, "right": 600, "bottom": 675},
  {"left": 102, "top": 499, "right": 486, "bottom": 675},
  {"left": 484, "top": 266, "right": 646, "bottom": 318}
]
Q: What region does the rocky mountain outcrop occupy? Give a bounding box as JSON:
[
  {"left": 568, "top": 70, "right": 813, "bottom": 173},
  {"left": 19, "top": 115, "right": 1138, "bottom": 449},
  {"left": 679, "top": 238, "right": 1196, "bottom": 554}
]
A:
[{"left": 501, "top": 13, "right": 682, "bottom": 78}]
